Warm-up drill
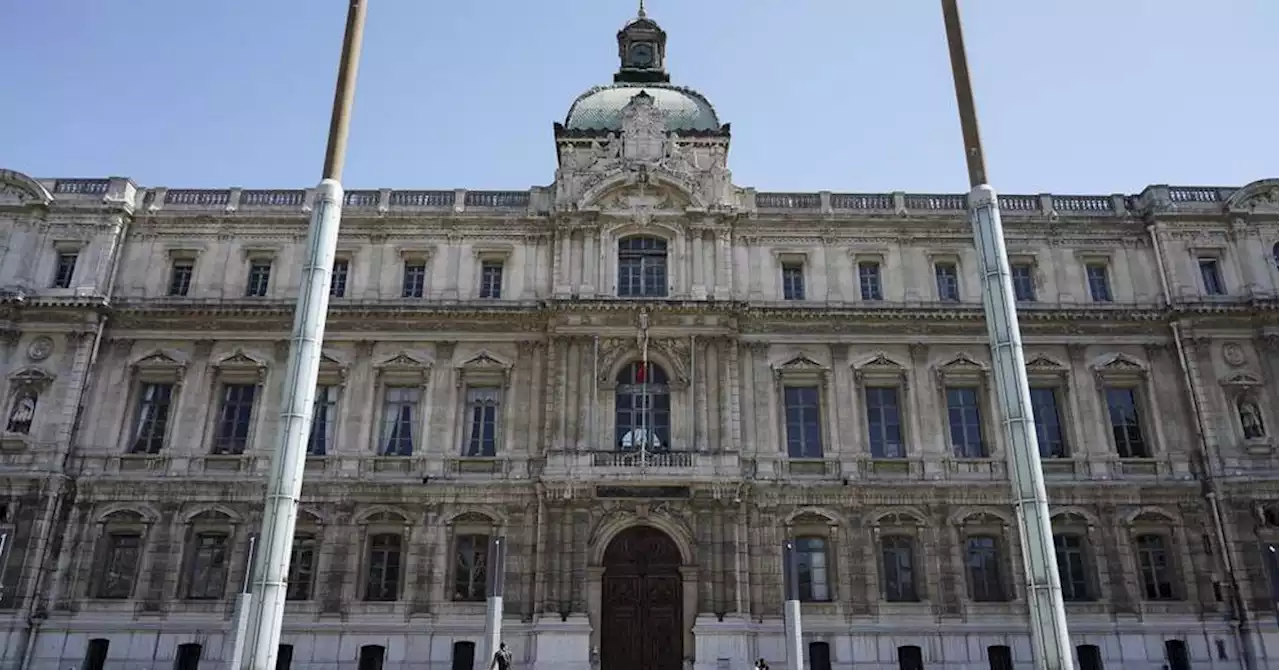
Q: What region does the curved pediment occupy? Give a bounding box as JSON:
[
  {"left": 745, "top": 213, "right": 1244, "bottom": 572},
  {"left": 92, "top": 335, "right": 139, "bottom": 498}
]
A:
[
  {"left": 1220, "top": 372, "right": 1262, "bottom": 387},
  {"left": 0, "top": 169, "right": 53, "bottom": 208},
  {"left": 1225, "top": 178, "right": 1279, "bottom": 212},
  {"left": 8, "top": 367, "right": 54, "bottom": 388},
  {"left": 583, "top": 169, "right": 699, "bottom": 212}
]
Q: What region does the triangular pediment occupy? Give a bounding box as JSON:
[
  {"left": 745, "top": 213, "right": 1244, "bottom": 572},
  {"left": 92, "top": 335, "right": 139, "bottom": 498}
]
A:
[
  {"left": 1025, "top": 355, "right": 1066, "bottom": 371},
  {"left": 133, "top": 350, "right": 186, "bottom": 369},
  {"left": 376, "top": 352, "right": 429, "bottom": 370},
  {"left": 938, "top": 352, "right": 985, "bottom": 372},
  {"left": 1095, "top": 353, "right": 1144, "bottom": 373},
  {"left": 458, "top": 351, "right": 510, "bottom": 371},
  {"left": 857, "top": 353, "right": 906, "bottom": 371},
  {"left": 317, "top": 351, "right": 345, "bottom": 368},
  {"left": 775, "top": 354, "right": 826, "bottom": 372},
  {"left": 215, "top": 350, "right": 264, "bottom": 368}
]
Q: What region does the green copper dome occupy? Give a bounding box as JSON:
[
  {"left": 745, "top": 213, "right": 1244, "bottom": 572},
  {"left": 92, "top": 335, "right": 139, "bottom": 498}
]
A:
[{"left": 565, "top": 84, "right": 721, "bottom": 132}]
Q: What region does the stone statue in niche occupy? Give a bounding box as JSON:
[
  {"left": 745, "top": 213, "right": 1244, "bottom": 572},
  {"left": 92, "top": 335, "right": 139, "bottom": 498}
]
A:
[
  {"left": 1238, "top": 399, "right": 1266, "bottom": 439},
  {"left": 6, "top": 391, "right": 37, "bottom": 434}
]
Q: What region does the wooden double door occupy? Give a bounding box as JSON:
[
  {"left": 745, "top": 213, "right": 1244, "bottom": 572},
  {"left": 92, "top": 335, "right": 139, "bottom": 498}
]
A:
[{"left": 600, "top": 525, "right": 684, "bottom": 670}]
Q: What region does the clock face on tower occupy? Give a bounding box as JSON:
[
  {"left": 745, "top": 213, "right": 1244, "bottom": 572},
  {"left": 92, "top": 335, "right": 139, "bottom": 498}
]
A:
[{"left": 628, "top": 42, "right": 655, "bottom": 68}]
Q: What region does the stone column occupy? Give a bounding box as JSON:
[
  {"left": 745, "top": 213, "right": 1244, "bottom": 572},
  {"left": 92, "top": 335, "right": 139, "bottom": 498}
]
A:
[
  {"left": 696, "top": 337, "right": 711, "bottom": 451},
  {"left": 1099, "top": 507, "right": 1135, "bottom": 614},
  {"left": 692, "top": 228, "right": 705, "bottom": 298},
  {"left": 715, "top": 229, "right": 732, "bottom": 300}
]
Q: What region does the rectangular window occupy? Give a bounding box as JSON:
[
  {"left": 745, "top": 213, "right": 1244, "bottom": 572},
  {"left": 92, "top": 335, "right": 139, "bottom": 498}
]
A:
[
  {"left": 1086, "top": 263, "right": 1111, "bottom": 302},
  {"left": 946, "top": 387, "right": 986, "bottom": 458},
  {"left": 881, "top": 536, "right": 918, "bottom": 602},
  {"left": 965, "top": 535, "right": 1005, "bottom": 601},
  {"left": 782, "top": 264, "right": 805, "bottom": 300},
  {"left": 858, "top": 261, "right": 883, "bottom": 301},
  {"left": 130, "top": 382, "right": 174, "bottom": 454},
  {"left": 175, "top": 644, "right": 202, "bottom": 670},
  {"left": 212, "top": 384, "right": 257, "bottom": 455},
  {"left": 865, "top": 386, "right": 904, "bottom": 458},
  {"left": 1076, "top": 645, "right": 1104, "bottom": 670},
  {"left": 897, "top": 646, "right": 924, "bottom": 670},
  {"left": 380, "top": 387, "right": 419, "bottom": 456},
  {"left": 1029, "top": 387, "right": 1067, "bottom": 458},
  {"left": 51, "top": 251, "right": 78, "bottom": 289},
  {"left": 783, "top": 386, "right": 823, "bottom": 458},
  {"left": 1053, "top": 534, "right": 1091, "bottom": 601},
  {"left": 365, "top": 534, "right": 402, "bottom": 602},
  {"left": 286, "top": 535, "right": 316, "bottom": 601},
  {"left": 186, "top": 533, "right": 229, "bottom": 599},
  {"left": 618, "top": 236, "right": 668, "bottom": 298},
  {"left": 277, "top": 645, "right": 294, "bottom": 670},
  {"left": 245, "top": 261, "right": 272, "bottom": 297},
  {"left": 358, "top": 645, "right": 386, "bottom": 670},
  {"left": 452, "top": 534, "right": 489, "bottom": 602},
  {"left": 795, "top": 537, "right": 830, "bottom": 602},
  {"left": 1137, "top": 534, "right": 1177, "bottom": 600},
  {"left": 1011, "top": 263, "right": 1036, "bottom": 302},
  {"left": 330, "top": 259, "right": 349, "bottom": 298},
  {"left": 307, "top": 385, "right": 338, "bottom": 456},
  {"left": 987, "top": 646, "right": 1013, "bottom": 670},
  {"left": 479, "top": 261, "right": 504, "bottom": 299},
  {"left": 1198, "top": 257, "right": 1225, "bottom": 295},
  {"left": 402, "top": 261, "right": 426, "bottom": 298},
  {"left": 1104, "top": 387, "right": 1148, "bottom": 457},
  {"left": 463, "top": 387, "right": 501, "bottom": 457},
  {"left": 169, "top": 260, "right": 194, "bottom": 297},
  {"left": 95, "top": 533, "right": 142, "bottom": 599},
  {"left": 935, "top": 262, "right": 960, "bottom": 301}
]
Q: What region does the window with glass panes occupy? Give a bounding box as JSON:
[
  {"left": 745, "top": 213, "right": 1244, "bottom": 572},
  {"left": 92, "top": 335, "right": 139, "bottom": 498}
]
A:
[
  {"left": 1086, "top": 264, "right": 1111, "bottom": 302},
  {"left": 1136, "top": 534, "right": 1176, "bottom": 600},
  {"left": 1104, "top": 387, "right": 1148, "bottom": 457},
  {"left": 308, "top": 386, "right": 338, "bottom": 456},
  {"left": 1198, "top": 257, "right": 1224, "bottom": 295},
  {"left": 130, "top": 382, "right": 174, "bottom": 454},
  {"left": 864, "top": 386, "right": 903, "bottom": 458},
  {"left": 965, "top": 535, "right": 1005, "bottom": 601},
  {"left": 52, "top": 252, "right": 78, "bottom": 288},
  {"left": 617, "top": 236, "right": 668, "bottom": 297},
  {"left": 1053, "top": 533, "right": 1091, "bottom": 601},
  {"left": 795, "top": 537, "right": 830, "bottom": 602},
  {"left": 452, "top": 534, "right": 489, "bottom": 602},
  {"left": 379, "top": 387, "right": 419, "bottom": 456},
  {"left": 365, "top": 533, "right": 403, "bottom": 601},
  {"left": 782, "top": 264, "right": 805, "bottom": 300},
  {"left": 287, "top": 535, "right": 316, "bottom": 600},
  {"left": 935, "top": 263, "right": 959, "bottom": 301},
  {"left": 784, "top": 386, "right": 823, "bottom": 458},
  {"left": 479, "top": 261, "right": 503, "bottom": 299},
  {"left": 1029, "top": 387, "right": 1067, "bottom": 457},
  {"left": 859, "top": 261, "right": 883, "bottom": 300},
  {"left": 881, "top": 536, "right": 918, "bottom": 601},
  {"left": 402, "top": 261, "right": 426, "bottom": 298},
  {"left": 169, "top": 260, "right": 194, "bottom": 296},
  {"left": 330, "top": 259, "right": 349, "bottom": 297},
  {"left": 614, "top": 362, "right": 671, "bottom": 451},
  {"left": 95, "top": 533, "right": 142, "bottom": 599},
  {"left": 946, "top": 387, "right": 985, "bottom": 457},
  {"left": 212, "top": 384, "right": 256, "bottom": 454},
  {"left": 245, "top": 261, "right": 271, "bottom": 297},
  {"left": 185, "top": 533, "right": 229, "bottom": 599},
  {"left": 463, "top": 387, "right": 501, "bottom": 457},
  {"left": 1010, "top": 263, "right": 1036, "bottom": 301}
]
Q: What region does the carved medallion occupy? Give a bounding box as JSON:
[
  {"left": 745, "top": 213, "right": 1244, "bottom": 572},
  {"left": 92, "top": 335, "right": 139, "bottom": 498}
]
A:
[
  {"left": 1222, "top": 342, "right": 1246, "bottom": 367},
  {"left": 26, "top": 337, "right": 53, "bottom": 362}
]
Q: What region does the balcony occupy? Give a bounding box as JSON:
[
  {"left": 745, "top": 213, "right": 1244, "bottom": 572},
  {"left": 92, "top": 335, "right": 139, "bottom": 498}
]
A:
[{"left": 541, "top": 449, "right": 741, "bottom": 482}]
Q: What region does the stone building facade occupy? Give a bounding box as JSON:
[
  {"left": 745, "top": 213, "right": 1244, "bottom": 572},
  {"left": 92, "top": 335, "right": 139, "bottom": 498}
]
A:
[{"left": 0, "top": 10, "right": 1277, "bottom": 670}]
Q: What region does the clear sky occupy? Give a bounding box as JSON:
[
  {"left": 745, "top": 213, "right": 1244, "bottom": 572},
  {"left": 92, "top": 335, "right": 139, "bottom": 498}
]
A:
[{"left": 2, "top": 1, "right": 1276, "bottom": 195}]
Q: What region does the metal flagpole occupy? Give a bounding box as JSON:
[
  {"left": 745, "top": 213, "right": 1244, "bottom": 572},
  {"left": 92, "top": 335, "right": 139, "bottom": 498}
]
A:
[
  {"left": 782, "top": 540, "right": 805, "bottom": 670},
  {"left": 482, "top": 536, "right": 508, "bottom": 664},
  {"left": 938, "top": 2, "right": 1073, "bottom": 669},
  {"left": 239, "top": 2, "right": 369, "bottom": 668}
]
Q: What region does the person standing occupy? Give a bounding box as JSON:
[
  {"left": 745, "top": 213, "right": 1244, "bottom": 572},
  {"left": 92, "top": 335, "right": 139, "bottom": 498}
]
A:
[{"left": 487, "top": 642, "right": 512, "bottom": 670}]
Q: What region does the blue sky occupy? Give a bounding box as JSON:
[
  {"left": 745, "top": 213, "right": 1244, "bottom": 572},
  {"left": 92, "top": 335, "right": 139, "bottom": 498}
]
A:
[{"left": 2, "top": 1, "right": 1276, "bottom": 194}]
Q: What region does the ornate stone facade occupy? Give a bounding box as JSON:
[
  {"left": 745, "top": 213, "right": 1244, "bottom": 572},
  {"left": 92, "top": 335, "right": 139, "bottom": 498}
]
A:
[{"left": 0, "top": 11, "right": 1277, "bottom": 670}]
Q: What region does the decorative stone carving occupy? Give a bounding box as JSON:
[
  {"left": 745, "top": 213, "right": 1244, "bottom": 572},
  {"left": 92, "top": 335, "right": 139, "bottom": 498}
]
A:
[
  {"left": 1222, "top": 342, "right": 1247, "bottom": 367},
  {"left": 25, "top": 337, "right": 52, "bottom": 362},
  {"left": 619, "top": 92, "right": 667, "bottom": 164}
]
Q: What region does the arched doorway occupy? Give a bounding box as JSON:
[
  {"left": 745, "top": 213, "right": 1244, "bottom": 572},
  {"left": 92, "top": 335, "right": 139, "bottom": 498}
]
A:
[{"left": 601, "top": 525, "right": 684, "bottom": 670}]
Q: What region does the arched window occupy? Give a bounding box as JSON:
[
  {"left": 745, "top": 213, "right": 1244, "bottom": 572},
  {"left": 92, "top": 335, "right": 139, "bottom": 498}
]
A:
[
  {"left": 1237, "top": 396, "right": 1266, "bottom": 439},
  {"left": 615, "top": 361, "right": 670, "bottom": 451},
  {"left": 618, "top": 236, "right": 668, "bottom": 298}
]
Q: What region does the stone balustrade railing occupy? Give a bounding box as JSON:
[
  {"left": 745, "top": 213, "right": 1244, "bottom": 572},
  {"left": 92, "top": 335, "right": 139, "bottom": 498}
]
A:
[{"left": 33, "top": 178, "right": 1246, "bottom": 218}]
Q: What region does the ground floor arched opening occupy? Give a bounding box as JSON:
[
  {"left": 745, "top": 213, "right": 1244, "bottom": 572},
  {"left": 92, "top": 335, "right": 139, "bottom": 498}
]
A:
[{"left": 600, "top": 524, "right": 684, "bottom": 670}]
